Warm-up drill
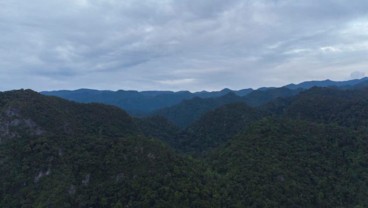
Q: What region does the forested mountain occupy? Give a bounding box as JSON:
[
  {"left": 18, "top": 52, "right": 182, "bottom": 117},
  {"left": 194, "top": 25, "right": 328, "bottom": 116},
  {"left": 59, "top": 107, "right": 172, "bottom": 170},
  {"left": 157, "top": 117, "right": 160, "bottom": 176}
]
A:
[
  {"left": 3, "top": 85, "right": 368, "bottom": 207},
  {"left": 155, "top": 87, "right": 300, "bottom": 127},
  {"left": 262, "top": 87, "right": 368, "bottom": 130},
  {"left": 41, "top": 88, "right": 253, "bottom": 116},
  {"left": 172, "top": 86, "right": 368, "bottom": 153},
  {"left": 134, "top": 115, "right": 180, "bottom": 147},
  {"left": 285, "top": 77, "right": 368, "bottom": 90},
  {"left": 154, "top": 93, "right": 245, "bottom": 128},
  {"left": 0, "top": 90, "right": 219, "bottom": 207},
  {"left": 41, "top": 77, "right": 368, "bottom": 118},
  {"left": 0, "top": 90, "right": 137, "bottom": 140},
  {"left": 243, "top": 87, "right": 302, "bottom": 107},
  {"left": 174, "top": 103, "right": 264, "bottom": 153},
  {"left": 209, "top": 119, "right": 368, "bottom": 207}
]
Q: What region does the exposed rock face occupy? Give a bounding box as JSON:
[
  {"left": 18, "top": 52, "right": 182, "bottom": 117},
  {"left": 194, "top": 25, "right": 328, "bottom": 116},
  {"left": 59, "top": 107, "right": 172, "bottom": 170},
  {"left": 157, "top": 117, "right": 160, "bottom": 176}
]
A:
[
  {"left": 0, "top": 107, "right": 44, "bottom": 143},
  {"left": 34, "top": 168, "right": 51, "bottom": 183},
  {"left": 82, "top": 174, "right": 91, "bottom": 186}
]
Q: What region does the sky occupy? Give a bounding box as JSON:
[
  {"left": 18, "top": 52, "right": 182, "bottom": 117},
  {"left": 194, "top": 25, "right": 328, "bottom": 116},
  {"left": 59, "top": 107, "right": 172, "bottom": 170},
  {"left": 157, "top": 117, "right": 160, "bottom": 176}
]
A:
[{"left": 0, "top": 0, "right": 368, "bottom": 91}]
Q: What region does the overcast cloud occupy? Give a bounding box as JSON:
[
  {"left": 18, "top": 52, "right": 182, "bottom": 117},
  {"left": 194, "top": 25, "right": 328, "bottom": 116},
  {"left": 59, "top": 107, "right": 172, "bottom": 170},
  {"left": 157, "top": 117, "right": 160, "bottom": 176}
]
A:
[{"left": 0, "top": 0, "right": 368, "bottom": 91}]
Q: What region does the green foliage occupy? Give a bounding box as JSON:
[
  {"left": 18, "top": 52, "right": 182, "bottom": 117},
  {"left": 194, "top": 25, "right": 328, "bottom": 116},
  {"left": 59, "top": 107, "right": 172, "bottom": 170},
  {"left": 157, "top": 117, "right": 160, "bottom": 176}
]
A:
[
  {"left": 0, "top": 90, "right": 220, "bottom": 207},
  {"left": 209, "top": 118, "right": 368, "bottom": 207},
  {"left": 155, "top": 93, "right": 244, "bottom": 128},
  {"left": 0, "top": 134, "right": 220, "bottom": 207},
  {"left": 177, "top": 103, "right": 263, "bottom": 153},
  {"left": 260, "top": 87, "right": 368, "bottom": 131},
  {"left": 134, "top": 116, "right": 180, "bottom": 147},
  {"left": 3, "top": 87, "right": 368, "bottom": 207}
]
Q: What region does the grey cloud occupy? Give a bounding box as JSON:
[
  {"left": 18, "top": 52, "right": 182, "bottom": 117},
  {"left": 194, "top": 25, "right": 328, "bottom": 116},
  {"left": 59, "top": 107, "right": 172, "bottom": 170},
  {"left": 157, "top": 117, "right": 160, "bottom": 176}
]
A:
[{"left": 0, "top": 0, "right": 368, "bottom": 91}]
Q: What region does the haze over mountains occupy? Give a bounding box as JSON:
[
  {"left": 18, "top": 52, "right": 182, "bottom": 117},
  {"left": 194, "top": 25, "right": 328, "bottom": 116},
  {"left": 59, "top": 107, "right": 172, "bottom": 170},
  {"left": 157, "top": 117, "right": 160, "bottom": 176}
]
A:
[
  {"left": 42, "top": 77, "right": 368, "bottom": 126},
  {"left": 2, "top": 78, "right": 368, "bottom": 207}
]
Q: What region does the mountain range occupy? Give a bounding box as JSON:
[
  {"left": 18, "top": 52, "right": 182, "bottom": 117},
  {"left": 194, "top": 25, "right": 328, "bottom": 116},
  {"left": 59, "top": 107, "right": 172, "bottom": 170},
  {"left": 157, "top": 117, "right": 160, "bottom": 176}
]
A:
[
  {"left": 42, "top": 77, "right": 368, "bottom": 118},
  {"left": 2, "top": 77, "right": 368, "bottom": 207}
]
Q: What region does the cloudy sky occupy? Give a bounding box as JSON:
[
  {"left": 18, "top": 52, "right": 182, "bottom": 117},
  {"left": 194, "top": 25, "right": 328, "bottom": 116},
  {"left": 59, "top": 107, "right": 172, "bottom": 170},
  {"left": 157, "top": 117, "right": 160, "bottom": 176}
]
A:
[{"left": 1, "top": 0, "right": 368, "bottom": 91}]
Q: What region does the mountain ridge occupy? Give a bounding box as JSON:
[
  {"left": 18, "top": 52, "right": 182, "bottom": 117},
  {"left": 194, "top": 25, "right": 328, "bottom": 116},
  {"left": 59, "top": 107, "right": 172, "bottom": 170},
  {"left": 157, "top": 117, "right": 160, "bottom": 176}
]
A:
[
  {"left": 41, "top": 77, "right": 368, "bottom": 117},
  {"left": 3, "top": 85, "right": 368, "bottom": 207}
]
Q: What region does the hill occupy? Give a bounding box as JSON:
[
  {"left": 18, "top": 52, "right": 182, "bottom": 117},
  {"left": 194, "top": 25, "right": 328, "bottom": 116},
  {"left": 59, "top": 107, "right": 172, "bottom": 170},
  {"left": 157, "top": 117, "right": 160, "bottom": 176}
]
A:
[
  {"left": 134, "top": 115, "right": 181, "bottom": 147},
  {"left": 155, "top": 87, "right": 300, "bottom": 127},
  {"left": 262, "top": 87, "right": 368, "bottom": 130},
  {"left": 3, "top": 86, "right": 368, "bottom": 207},
  {"left": 0, "top": 90, "right": 219, "bottom": 207},
  {"left": 154, "top": 93, "right": 244, "bottom": 128},
  {"left": 0, "top": 89, "right": 137, "bottom": 141},
  {"left": 176, "top": 103, "right": 264, "bottom": 153},
  {"left": 209, "top": 118, "right": 368, "bottom": 207}
]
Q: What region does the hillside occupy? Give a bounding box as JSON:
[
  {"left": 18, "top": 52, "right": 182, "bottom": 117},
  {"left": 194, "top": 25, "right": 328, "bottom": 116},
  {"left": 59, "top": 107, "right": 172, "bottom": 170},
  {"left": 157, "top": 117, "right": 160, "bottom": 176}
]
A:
[
  {"left": 155, "top": 87, "right": 300, "bottom": 127},
  {"left": 243, "top": 87, "right": 301, "bottom": 107},
  {"left": 0, "top": 90, "right": 219, "bottom": 207},
  {"left": 154, "top": 93, "right": 244, "bottom": 128},
  {"left": 261, "top": 87, "right": 368, "bottom": 130},
  {"left": 0, "top": 89, "right": 137, "bottom": 141},
  {"left": 209, "top": 119, "right": 368, "bottom": 207},
  {"left": 176, "top": 103, "right": 264, "bottom": 153},
  {"left": 3, "top": 87, "right": 368, "bottom": 207},
  {"left": 134, "top": 115, "right": 181, "bottom": 147}
]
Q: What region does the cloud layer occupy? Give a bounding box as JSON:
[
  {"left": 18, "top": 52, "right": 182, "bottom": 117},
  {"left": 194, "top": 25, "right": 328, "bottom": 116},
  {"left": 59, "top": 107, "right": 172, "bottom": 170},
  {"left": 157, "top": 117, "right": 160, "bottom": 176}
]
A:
[{"left": 1, "top": 0, "right": 368, "bottom": 91}]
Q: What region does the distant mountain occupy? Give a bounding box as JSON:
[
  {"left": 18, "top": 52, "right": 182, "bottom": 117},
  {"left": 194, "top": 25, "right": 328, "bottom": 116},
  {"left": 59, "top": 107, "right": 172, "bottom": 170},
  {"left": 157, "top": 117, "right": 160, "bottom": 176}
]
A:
[
  {"left": 41, "top": 77, "right": 368, "bottom": 118},
  {"left": 154, "top": 93, "right": 245, "bottom": 128},
  {"left": 243, "top": 87, "right": 302, "bottom": 107},
  {"left": 155, "top": 87, "right": 300, "bottom": 127},
  {"left": 285, "top": 77, "right": 368, "bottom": 90},
  {"left": 172, "top": 86, "right": 368, "bottom": 154},
  {"left": 176, "top": 103, "right": 264, "bottom": 153},
  {"left": 42, "top": 88, "right": 253, "bottom": 116}
]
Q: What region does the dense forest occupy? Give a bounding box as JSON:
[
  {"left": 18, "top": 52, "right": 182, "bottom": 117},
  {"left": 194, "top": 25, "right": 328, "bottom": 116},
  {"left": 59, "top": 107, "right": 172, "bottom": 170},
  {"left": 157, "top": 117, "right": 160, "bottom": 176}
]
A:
[{"left": 2, "top": 83, "right": 368, "bottom": 207}]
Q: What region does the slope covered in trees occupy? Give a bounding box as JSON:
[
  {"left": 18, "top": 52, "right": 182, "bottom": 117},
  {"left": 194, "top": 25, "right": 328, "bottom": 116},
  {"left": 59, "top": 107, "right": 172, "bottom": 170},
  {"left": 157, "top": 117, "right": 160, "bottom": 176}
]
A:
[
  {"left": 261, "top": 87, "right": 368, "bottom": 130},
  {"left": 134, "top": 115, "right": 181, "bottom": 147},
  {"left": 154, "top": 93, "right": 244, "bottom": 128},
  {"left": 154, "top": 87, "right": 301, "bottom": 127},
  {"left": 175, "top": 103, "right": 264, "bottom": 153},
  {"left": 0, "top": 90, "right": 219, "bottom": 207},
  {"left": 209, "top": 119, "right": 368, "bottom": 207},
  {"left": 3, "top": 86, "right": 368, "bottom": 207}
]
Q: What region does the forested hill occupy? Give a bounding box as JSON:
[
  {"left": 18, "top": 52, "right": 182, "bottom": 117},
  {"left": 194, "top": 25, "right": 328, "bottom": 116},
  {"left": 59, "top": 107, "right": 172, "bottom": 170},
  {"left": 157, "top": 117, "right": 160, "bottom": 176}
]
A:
[
  {"left": 0, "top": 90, "right": 219, "bottom": 207},
  {"left": 153, "top": 87, "right": 301, "bottom": 127},
  {"left": 171, "top": 86, "right": 368, "bottom": 154},
  {"left": 0, "top": 89, "right": 137, "bottom": 140},
  {"left": 262, "top": 87, "right": 368, "bottom": 129},
  {"left": 208, "top": 118, "right": 368, "bottom": 207},
  {"left": 3, "top": 86, "right": 368, "bottom": 207}
]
